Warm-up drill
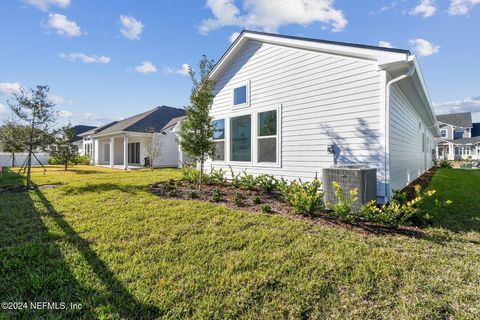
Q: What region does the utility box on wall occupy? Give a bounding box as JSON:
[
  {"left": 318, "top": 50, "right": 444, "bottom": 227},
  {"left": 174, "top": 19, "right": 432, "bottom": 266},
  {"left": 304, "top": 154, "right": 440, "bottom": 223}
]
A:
[{"left": 322, "top": 166, "right": 377, "bottom": 212}]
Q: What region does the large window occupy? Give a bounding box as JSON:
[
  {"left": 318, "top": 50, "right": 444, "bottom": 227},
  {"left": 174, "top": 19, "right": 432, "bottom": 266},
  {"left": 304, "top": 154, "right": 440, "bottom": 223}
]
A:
[
  {"left": 230, "top": 115, "right": 251, "bottom": 161},
  {"left": 213, "top": 119, "right": 225, "bottom": 161},
  {"left": 233, "top": 84, "right": 248, "bottom": 106},
  {"left": 440, "top": 129, "right": 447, "bottom": 138},
  {"left": 128, "top": 142, "right": 140, "bottom": 164},
  {"left": 257, "top": 110, "right": 277, "bottom": 163}
]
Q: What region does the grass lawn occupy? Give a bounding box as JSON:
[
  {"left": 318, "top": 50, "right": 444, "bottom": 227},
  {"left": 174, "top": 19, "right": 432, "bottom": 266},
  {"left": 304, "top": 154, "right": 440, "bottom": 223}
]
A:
[{"left": 0, "top": 166, "right": 479, "bottom": 319}]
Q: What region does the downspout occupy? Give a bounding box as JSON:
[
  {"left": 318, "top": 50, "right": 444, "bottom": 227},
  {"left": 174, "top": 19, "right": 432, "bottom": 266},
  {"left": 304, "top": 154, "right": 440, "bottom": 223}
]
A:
[{"left": 384, "top": 62, "right": 415, "bottom": 202}]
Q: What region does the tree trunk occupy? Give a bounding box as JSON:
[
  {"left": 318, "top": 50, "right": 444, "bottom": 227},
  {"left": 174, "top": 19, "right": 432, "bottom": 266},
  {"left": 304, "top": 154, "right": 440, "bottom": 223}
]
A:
[
  {"left": 26, "top": 149, "right": 32, "bottom": 188},
  {"left": 11, "top": 152, "right": 15, "bottom": 167},
  {"left": 64, "top": 161, "right": 67, "bottom": 171},
  {"left": 199, "top": 159, "right": 204, "bottom": 191}
]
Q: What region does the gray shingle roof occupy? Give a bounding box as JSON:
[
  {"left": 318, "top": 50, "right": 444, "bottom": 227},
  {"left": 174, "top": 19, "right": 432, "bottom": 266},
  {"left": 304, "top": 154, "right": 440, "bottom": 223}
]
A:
[
  {"left": 91, "top": 106, "right": 185, "bottom": 137},
  {"left": 438, "top": 137, "right": 480, "bottom": 144},
  {"left": 70, "top": 125, "right": 96, "bottom": 142},
  {"left": 161, "top": 115, "right": 186, "bottom": 131},
  {"left": 79, "top": 121, "right": 119, "bottom": 137},
  {"left": 437, "top": 112, "right": 473, "bottom": 128}
]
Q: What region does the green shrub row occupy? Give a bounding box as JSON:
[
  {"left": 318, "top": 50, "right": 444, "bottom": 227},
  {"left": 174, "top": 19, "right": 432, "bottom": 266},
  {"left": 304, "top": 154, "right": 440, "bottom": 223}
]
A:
[
  {"left": 181, "top": 166, "right": 451, "bottom": 228},
  {"left": 48, "top": 154, "right": 91, "bottom": 166}
]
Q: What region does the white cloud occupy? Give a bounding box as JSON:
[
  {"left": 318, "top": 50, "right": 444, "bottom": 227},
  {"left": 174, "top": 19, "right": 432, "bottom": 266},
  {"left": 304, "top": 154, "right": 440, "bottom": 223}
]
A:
[
  {"left": 410, "top": 0, "right": 437, "bottom": 18},
  {"left": 48, "top": 94, "right": 73, "bottom": 105},
  {"left": 58, "top": 110, "right": 122, "bottom": 126},
  {"left": 434, "top": 96, "right": 480, "bottom": 121},
  {"left": 134, "top": 61, "right": 157, "bottom": 74},
  {"left": 163, "top": 63, "right": 191, "bottom": 76},
  {"left": 119, "top": 15, "right": 144, "bottom": 40},
  {"left": 59, "top": 52, "right": 111, "bottom": 64},
  {"left": 448, "top": 0, "right": 480, "bottom": 15},
  {"left": 409, "top": 38, "right": 440, "bottom": 56},
  {"left": 0, "top": 103, "right": 7, "bottom": 114},
  {"left": 378, "top": 41, "right": 393, "bottom": 48},
  {"left": 229, "top": 31, "right": 241, "bottom": 43},
  {"left": 0, "top": 82, "right": 22, "bottom": 96},
  {"left": 199, "top": 0, "right": 348, "bottom": 34},
  {"left": 24, "top": 0, "right": 70, "bottom": 11},
  {"left": 47, "top": 13, "right": 82, "bottom": 37}
]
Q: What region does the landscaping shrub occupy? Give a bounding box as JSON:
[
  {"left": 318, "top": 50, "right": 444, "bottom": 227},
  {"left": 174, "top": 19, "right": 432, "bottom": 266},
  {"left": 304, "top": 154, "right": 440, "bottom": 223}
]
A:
[
  {"left": 239, "top": 171, "right": 258, "bottom": 190},
  {"left": 281, "top": 178, "right": 324, "bottom": 216},
  {"left": 438, "top": 160, "right": 452, "bottom": 168},
  {"left": 260, "top": 204, "right": 273, "bottom": 213},
  {"left": 326, "top": 182, "right": 359, "bottom": 223},
  {"left": 252, "top": 195, "right": 262, "bottom": 205},
  {"left": 163, "top": 179, "right": 177, "bottom": 196},
  {"left": 188, "top": 190, "right": 199, "bottom": 199},
  {"left": 211, "top": 188, "right": 222, "bottom": 203},
  {"left": 256, "top": 174, "right": 279, "bottom": 193},
  {"left": 72, "top": 155, "right": 91, "bottom": 165},
  {"left": 182, "top": 166, "right": 200, "bottom": 184},
  {"left": 359, "top": 185, "right": 452, "bottom": 228},
  {"left": 229, "top": 166, "right": 242, "bottom": 188},
  {"left": 233, "top": 192, "right": 244, "bottom": 207},
  {"left": 209, "top": 169, "right": 227, "bottom": 185}
]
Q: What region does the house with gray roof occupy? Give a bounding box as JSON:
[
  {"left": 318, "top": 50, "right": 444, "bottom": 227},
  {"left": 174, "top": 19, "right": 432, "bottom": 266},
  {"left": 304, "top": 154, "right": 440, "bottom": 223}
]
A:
[
  {"left": 79, "top": 106, "right": 186, "bottom": 169},
  {"left": 436, "top": 112, "right": 480, "bottom": 160}
]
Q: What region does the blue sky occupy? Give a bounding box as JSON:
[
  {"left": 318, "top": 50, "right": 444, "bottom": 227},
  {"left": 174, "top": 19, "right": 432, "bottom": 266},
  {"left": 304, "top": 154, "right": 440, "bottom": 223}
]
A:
[{"left": 0, "top": 0, "right": 479, "bottom": 126}]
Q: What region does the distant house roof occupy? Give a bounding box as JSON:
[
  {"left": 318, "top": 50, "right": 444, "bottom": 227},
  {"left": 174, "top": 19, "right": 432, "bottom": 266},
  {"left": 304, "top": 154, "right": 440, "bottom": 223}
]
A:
[
  {"left": 161, "top": 115, "right": 186, "bottom": 131},
  {"left": 71, "top": 125, "right": 96, "bottom": 142},
  {"left": 91, "top": 106, "right": 186, "bottom": 137},
  {"left": 437, "top": 112, "right": 473, "bottom": 128},
  {"left": 79, "top": 121, "right": 119, "bottom": 137}
]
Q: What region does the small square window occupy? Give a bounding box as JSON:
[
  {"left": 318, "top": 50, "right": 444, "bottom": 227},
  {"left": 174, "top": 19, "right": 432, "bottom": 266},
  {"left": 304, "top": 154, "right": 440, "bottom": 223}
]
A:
[
  {"left": 440, "top": 129, "right": 447, "bottom": 138},
  {"left": 233, "top": 85, "right": 247, "bottom": 106}
]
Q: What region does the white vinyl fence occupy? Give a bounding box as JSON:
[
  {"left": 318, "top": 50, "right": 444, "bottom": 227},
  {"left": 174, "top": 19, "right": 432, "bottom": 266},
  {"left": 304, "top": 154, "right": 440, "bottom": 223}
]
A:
[{"left": 0, "top": 152, "right": 49, "bottom": 167}]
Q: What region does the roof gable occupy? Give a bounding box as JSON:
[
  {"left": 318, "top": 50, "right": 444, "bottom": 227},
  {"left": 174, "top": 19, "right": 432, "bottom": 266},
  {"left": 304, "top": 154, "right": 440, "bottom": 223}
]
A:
[
  {"left": 209, "top": 30, "right": 410, "bottom": 82},
  {"left": 92, "top": 106, "right": 186, "bottom": 137},
  {"left": 437, "top": 112, "right": 472, "bottom": 128}
]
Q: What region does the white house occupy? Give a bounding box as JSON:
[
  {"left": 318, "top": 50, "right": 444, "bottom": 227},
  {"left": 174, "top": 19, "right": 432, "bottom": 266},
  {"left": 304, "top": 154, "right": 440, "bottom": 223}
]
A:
[
  {"left": 79, "top": 106, "right": 186, "bottom": 169},
  {"left": 70, "top": 125, "right": 96, "bottom": 155},
  {"left": 205, "top": 30, "right": 439, "bottom": 202},
  {"left": 436, "top": 112, "right": 480, "bottom": 160}
]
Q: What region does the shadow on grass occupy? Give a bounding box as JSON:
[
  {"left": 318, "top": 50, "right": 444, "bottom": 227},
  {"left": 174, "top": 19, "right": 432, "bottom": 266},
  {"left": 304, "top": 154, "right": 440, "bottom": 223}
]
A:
[
  {"left": 0, "top": 167, "right": 26, "bottom": 188},
  {"left": 60, "top": 183, "right": 146, "bottom": 196},
  {"left": 0, "top": 184, "right": 160, "bottom": 319}
]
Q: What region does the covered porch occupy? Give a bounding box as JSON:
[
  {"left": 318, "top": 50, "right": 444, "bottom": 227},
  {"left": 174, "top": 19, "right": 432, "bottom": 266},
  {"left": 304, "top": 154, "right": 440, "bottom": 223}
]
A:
[{"left": 92, "top": 133, "right": 146, "bottom": 170}]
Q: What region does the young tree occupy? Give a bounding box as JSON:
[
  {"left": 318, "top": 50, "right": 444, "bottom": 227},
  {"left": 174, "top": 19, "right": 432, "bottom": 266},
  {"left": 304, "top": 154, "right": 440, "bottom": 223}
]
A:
[
  {"left": 142, "top": 129, "right": 162, "bottom": 171},
  {"left": 0, "top": 121, "right": 27, "bottom": 167},
  {"left": 178, "top": 55, "right": 216, "bottom": 189},
  {"left": 8, "top": 85, "right": 56, "bottom": 187},
  {"left": 50, "top": 124, "right": 78, "bottom": 171}
]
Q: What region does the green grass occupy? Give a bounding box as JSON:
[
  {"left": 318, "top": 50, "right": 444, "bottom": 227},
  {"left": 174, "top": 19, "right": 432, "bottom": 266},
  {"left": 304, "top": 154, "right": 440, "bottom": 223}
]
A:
[{"left": 0, "top": 166, "right": 479, "bottom": 319}]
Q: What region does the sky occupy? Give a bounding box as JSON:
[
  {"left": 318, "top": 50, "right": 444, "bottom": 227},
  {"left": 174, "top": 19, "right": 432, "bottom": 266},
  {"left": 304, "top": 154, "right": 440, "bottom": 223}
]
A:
[{"left": 0, "top": 0, "right": 479, "bottom": 127}]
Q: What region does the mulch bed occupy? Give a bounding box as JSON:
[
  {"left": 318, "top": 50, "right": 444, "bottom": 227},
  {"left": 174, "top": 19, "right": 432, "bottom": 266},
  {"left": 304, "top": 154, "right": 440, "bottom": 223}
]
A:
[
  {"left": 0, "top": 183, "right": 65, "bottom": 193},
  {"left": 400, "top": 166, "right": 438, "bottom": 200},
  {"left": 149, "top": 172, "right": 439, "bottom": 238}
]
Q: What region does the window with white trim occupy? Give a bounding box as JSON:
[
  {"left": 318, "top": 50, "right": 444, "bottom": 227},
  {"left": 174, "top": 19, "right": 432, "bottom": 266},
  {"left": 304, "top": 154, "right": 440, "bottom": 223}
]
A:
[
  {"left": 257, "top": 110, "right": 277, "bottom": 163},
  {"left": 212, "top": 119, "right": 225, "bottom": 161},
  {"left": 233, "top": 82, "right": 249, "bottom": 107},
  {"left": 230, "top": 114, "right": 251, "bottom": 161},
  {"left": 440, "top": 129, "right": 447, "bottom": 138}
]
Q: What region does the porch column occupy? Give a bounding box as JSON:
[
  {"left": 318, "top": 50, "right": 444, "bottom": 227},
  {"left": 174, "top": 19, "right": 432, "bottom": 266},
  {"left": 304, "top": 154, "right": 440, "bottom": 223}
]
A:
[
  {"left": 449, "top": 143, "right": 454, "bottom": 160},
  {"left": 110, "top": 137, "right": 114, "bottom": 167},
  {"left": 123, "top": 134, "right": 129, "bottom": 170},
  {"left": 92, "top": 139, "right": 96, "bottom": 165}
]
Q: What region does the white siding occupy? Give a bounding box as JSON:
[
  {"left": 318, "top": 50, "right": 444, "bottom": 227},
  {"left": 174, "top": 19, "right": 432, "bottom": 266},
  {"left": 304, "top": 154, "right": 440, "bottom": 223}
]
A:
[
  {"left": 208, "top": 41, "right": 386, "bottom": 195},
  {"left": 389, "top": 85, "right": 434, "bottom": 192}
]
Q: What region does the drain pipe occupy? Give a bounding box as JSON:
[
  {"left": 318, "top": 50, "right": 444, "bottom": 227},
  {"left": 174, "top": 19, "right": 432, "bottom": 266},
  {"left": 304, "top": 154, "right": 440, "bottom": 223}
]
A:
[{"left": 384, "top": 62, "right": 415, "bottom": 202}]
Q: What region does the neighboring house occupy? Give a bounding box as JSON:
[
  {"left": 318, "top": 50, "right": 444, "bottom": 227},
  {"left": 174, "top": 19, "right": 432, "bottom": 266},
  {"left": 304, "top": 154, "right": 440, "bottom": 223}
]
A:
[
  {"left": 205, "top": 30, "right": 438, "bottom": 202},
  {"left": 70, "top": 125, "right": 96, "bottom": 155},
  {"left": 79, "top": 106, "right": 186, "bottom": 169},
  {"left": 436, "top": 112, "right": 480, "bottom": 160}
]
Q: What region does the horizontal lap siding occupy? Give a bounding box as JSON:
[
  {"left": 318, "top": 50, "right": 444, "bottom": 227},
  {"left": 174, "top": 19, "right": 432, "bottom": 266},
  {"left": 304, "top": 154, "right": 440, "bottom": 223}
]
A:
[
  {"left": 208, "top": 41, "right": 385, "bottom": 192},
  {"left": 389, "top": 85, "right": 434, "bottom": 191}
]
